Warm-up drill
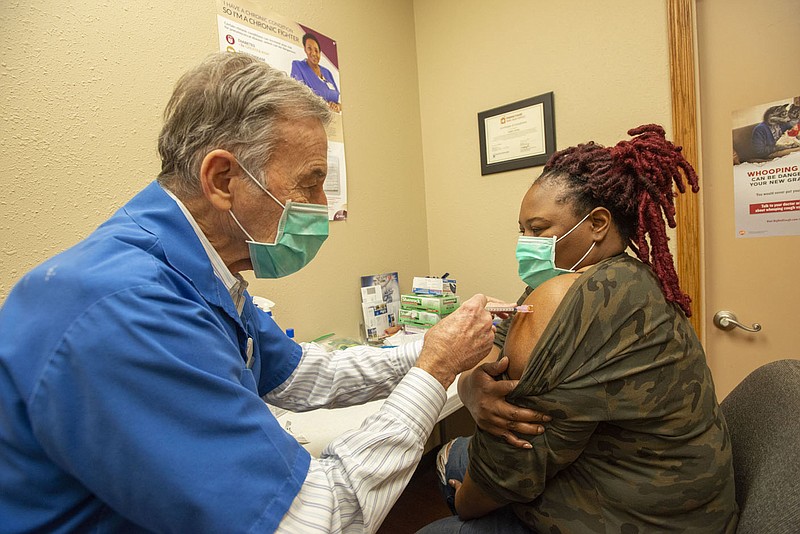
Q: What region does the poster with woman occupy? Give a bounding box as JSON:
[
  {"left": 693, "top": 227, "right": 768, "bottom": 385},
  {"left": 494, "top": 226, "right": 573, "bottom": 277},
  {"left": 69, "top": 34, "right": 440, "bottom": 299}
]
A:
[
  {"left": 731, "top": 96, "right": 800, "bottom": 238},
  {"left": 216, "top": 0, "right": 348, "bottom": 220}
]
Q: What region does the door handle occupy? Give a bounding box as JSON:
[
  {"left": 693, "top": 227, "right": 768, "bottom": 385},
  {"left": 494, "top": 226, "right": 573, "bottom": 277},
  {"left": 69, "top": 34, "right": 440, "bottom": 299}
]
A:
[{"left": 713, "top": 310, "right": 762, "bottom": 333}]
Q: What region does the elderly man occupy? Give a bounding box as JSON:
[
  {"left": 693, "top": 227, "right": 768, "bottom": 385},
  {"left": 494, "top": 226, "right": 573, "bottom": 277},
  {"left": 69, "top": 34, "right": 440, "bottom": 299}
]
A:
[{"left": 0, "top": 53, "right": 543, "bottom": 533}]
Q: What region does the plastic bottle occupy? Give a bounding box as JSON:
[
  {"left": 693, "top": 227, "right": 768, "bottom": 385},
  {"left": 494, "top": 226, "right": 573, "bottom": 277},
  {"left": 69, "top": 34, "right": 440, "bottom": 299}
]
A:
[{"left": 252, "top": 296, "right": 275, "bottom": 317}]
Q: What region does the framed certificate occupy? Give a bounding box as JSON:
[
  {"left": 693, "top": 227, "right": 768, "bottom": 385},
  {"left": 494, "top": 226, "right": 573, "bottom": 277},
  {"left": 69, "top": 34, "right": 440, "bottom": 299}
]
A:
[{"left": 478, "top": 92, "right": 556, "bottom": 175}]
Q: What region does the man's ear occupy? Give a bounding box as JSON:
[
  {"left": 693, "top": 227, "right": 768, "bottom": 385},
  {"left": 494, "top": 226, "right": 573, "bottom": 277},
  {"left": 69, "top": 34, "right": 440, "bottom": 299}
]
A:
[
  {"left": 199, "top": 149, "right": 239, "bottom": 211},
  {"left": 589, "top": 207, "right": 612, "bottom": 241}
]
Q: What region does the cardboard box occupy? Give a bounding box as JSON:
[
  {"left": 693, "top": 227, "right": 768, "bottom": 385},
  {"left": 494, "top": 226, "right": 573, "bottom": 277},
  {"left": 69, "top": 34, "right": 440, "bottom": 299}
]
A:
[
  {"left": 402, "top": 324, "right": 431, "bottom": 335},
  {"left": 403, "top": 324, "right": 433, "bottom": 334},
  {"left": 399, "top": 308, "right": 447, "bottom": 326},
  {"left": 412, "top": 277, "right": 457, "bottom": 295},
  {"left": 400, "top": 294, "right": 460, "bottom": 314}
]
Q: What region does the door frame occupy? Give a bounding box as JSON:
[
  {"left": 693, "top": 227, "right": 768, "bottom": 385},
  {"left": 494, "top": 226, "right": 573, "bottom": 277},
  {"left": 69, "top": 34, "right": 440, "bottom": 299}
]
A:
[{"left": 667, "top": 0, "right": 703, "bottom": 339}]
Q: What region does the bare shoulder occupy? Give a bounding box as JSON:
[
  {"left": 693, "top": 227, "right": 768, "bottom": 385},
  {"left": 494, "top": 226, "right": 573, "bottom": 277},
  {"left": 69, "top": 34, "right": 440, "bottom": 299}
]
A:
[
  {"left": 504, "top": 273, "right": 582, "bottom": 379},
  {"left": 530, "top": 272, "right": 581, "bottom": 304}
]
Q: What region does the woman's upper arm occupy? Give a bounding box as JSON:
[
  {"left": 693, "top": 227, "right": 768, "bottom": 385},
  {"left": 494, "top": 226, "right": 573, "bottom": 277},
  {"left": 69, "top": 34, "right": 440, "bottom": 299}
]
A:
[{"left": 504, "top": 274, "right": 580, "bottom": 379}]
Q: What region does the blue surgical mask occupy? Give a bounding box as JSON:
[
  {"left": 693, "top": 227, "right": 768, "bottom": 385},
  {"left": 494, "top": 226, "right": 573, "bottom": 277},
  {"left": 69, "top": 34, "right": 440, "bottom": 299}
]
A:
[
  {"left": 516, "top": 212, "right": 595, "bottom": 289},
  {"left": 229, "top": 163, "right": 329, "bottom": 278}
]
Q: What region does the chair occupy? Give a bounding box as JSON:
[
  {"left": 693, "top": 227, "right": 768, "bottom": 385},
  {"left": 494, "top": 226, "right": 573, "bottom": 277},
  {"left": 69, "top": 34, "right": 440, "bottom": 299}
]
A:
[{"left": 720, "top": 359, "right": 800, "bottom": 533}]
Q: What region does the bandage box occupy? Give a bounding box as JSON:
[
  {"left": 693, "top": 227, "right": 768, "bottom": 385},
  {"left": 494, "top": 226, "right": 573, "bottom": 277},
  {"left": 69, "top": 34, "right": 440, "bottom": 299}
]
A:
[
  {"left": 412, "top": 277, "right": 457, "bottom": 296},
  {"left": 400, "top": 294, "right": 459, "bottom": 314},
  {"left": 399, "top": 308, "right": 447, "bottom": 326},
  {"left": 402, "top": 324, "right": 431, "bottom": 335}
]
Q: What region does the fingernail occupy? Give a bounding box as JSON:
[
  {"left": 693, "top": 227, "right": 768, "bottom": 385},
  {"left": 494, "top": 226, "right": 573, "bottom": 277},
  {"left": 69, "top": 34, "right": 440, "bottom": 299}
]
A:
[
  {"left": 523, "top": 443, "right": 533, "bottom": 449},
  {"left": 543, "top": 415, "right": 552, "bottom": 422}
]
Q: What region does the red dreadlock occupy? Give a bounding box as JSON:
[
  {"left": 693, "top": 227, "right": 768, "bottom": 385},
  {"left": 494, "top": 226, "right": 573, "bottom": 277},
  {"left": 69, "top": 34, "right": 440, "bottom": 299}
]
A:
[{"left": 541, "top": 124, "right": 699, "bottom": 316}]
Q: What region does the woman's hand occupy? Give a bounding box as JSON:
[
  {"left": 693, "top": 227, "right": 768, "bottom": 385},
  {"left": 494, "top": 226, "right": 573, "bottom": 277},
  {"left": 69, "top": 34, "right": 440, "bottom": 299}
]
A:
[
  {"left": 451, "top": 471, "right": 506, "bottom": 520},
  {"left": 459, "top": 356, "right": 551, "bottom": 448},
  {"left": 448, "top": 478, "right": 463, "bottom": 514}
]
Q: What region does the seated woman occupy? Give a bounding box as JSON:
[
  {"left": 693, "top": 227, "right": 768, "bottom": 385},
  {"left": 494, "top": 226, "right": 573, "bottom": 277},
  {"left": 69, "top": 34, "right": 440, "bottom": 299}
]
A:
[{"left": 420, "top": 125, "right": 738, "bottom": 533}]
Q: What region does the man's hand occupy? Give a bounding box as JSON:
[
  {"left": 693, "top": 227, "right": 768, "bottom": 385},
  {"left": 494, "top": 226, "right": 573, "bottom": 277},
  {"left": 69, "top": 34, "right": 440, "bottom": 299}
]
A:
[
  {"left": 459, "top": 357, "right": 551, "bottom": 448},
  {"left": 416, "top": 294, "right": 495, "bottom": 389}
]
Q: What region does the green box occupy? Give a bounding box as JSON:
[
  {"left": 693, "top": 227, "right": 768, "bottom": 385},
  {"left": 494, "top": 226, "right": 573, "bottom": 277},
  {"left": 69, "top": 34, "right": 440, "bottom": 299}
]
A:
[
  {"left": 399, "top": 308, "right": 450, "bottom": 326},
  {"left": 398, "top": 317, "right": 434, "bottom": 330},
  {"left": 400, "top": 294, "right": 459, "bottom": 314}
]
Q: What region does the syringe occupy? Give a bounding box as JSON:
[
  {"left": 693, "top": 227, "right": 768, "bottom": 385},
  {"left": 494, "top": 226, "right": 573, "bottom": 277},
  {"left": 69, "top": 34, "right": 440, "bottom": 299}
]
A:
[{"left": 486, "top": 305, "right": 534, "bottom": 314}]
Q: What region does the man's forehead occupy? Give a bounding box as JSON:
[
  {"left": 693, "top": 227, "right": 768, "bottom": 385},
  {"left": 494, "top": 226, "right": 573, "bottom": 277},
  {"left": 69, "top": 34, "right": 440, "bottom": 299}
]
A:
[{"left": 272, "top": 120, "right": 326, "bottom": 151}]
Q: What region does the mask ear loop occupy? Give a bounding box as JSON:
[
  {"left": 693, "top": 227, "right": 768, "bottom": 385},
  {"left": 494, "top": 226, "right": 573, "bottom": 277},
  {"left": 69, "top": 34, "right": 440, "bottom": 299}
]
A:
[
  {"left": 228, "top": 210, "right": 255, "bottom": 242},
  {"left": 569, "top": 242, "right": 595, "bottom": 271},
  {"left": 557, "top": 211, "right": 595, "bottom": 272},
  {"left": 556, "top": 211, "right": 593, "bottom": 243},
  {"left": 231, "top": 159, "right": 287, "bottom": 245},
  {"left": 238, "top": 161, "right": 286, "bottom": 210}
]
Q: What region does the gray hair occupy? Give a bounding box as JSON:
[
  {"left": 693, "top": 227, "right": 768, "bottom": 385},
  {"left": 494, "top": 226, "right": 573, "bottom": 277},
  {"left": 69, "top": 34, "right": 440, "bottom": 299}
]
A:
[{"left": 157, "top": 52, "right": 331, "bottom": 197}]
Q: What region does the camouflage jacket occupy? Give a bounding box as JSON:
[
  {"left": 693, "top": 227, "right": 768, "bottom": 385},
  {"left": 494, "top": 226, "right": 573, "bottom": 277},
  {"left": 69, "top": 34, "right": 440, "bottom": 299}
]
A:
[{"left": 469, "top": 254, "right": 738, "bottom": 533}]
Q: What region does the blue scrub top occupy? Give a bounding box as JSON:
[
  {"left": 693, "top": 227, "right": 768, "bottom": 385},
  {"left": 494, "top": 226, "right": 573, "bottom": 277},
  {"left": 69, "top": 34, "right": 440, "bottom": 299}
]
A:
[
  {"left": 290, "top": 59, "right": 340, "bottom": 104},
  {"left": 0, "top": 182, "right": 309, "bottom": 532}
]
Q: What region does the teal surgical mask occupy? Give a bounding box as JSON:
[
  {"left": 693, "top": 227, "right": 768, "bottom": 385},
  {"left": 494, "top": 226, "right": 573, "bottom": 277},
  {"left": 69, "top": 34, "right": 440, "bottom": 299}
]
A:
[
  {"left": 516, "top": 212, "right": 595, "bottom": 289},
  {"left": 229, "top": 163, "right": 329, "bottom": 278}
]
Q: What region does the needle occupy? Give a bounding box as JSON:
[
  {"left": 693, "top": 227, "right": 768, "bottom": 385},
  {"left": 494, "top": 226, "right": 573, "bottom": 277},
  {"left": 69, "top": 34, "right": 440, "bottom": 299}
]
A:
[{"left": 486, "top": 305, "right": 534, "bottom": 314}]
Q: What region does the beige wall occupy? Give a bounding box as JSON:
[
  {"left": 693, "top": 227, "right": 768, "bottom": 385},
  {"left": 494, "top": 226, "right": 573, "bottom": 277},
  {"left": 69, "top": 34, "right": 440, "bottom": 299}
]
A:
[
  {"left": 414, "top": 0, "right": 672, "bottom": 302},
  {"left": 0, "top": 0, "right": 429, "bottom": 340},
  {"left": 1, "top": 0, "right": 674, "bottom": 339}
]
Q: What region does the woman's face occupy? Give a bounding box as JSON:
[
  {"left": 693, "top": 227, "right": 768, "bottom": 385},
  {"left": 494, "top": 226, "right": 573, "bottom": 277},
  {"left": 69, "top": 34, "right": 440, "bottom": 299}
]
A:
[
  {"left": 304, "top": 38, "right": 320, "bottom": 68},
  {"left": 518, "top": 182, "right": 596, "bottom": 270}
]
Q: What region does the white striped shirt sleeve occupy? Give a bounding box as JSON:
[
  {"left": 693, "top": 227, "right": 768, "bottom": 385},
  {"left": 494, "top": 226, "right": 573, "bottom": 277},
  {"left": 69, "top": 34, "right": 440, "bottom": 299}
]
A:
[
  {"left": 276, "top": 367, "right": 447, "bottom": 533},
  {"left": 264, "top": 339, "right": 423, "bottom": 411}
]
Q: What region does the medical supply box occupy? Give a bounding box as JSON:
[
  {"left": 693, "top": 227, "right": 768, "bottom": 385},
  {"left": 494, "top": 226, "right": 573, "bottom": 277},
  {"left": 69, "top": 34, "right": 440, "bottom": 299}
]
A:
[
  {"left": 402, "top": 324, "right": 431, "bottom": 335},
  {"left": 411, "top": 277, "right": 456, "bottom": 296},
  {"left": 400, "top": 293, "right": 459, "bottom": 314},
  {"left": 399, "top": 308, "right": 444, "bottom": 326},
  {"left": 398, "top": 317, "right": 436, "bottom": 331}
]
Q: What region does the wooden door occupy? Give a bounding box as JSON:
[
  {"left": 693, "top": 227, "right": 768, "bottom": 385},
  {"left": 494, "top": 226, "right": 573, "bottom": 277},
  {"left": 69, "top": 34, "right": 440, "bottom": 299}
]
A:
[{"left": 695, "top": 0, "right": 800, "bottom": 397}]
